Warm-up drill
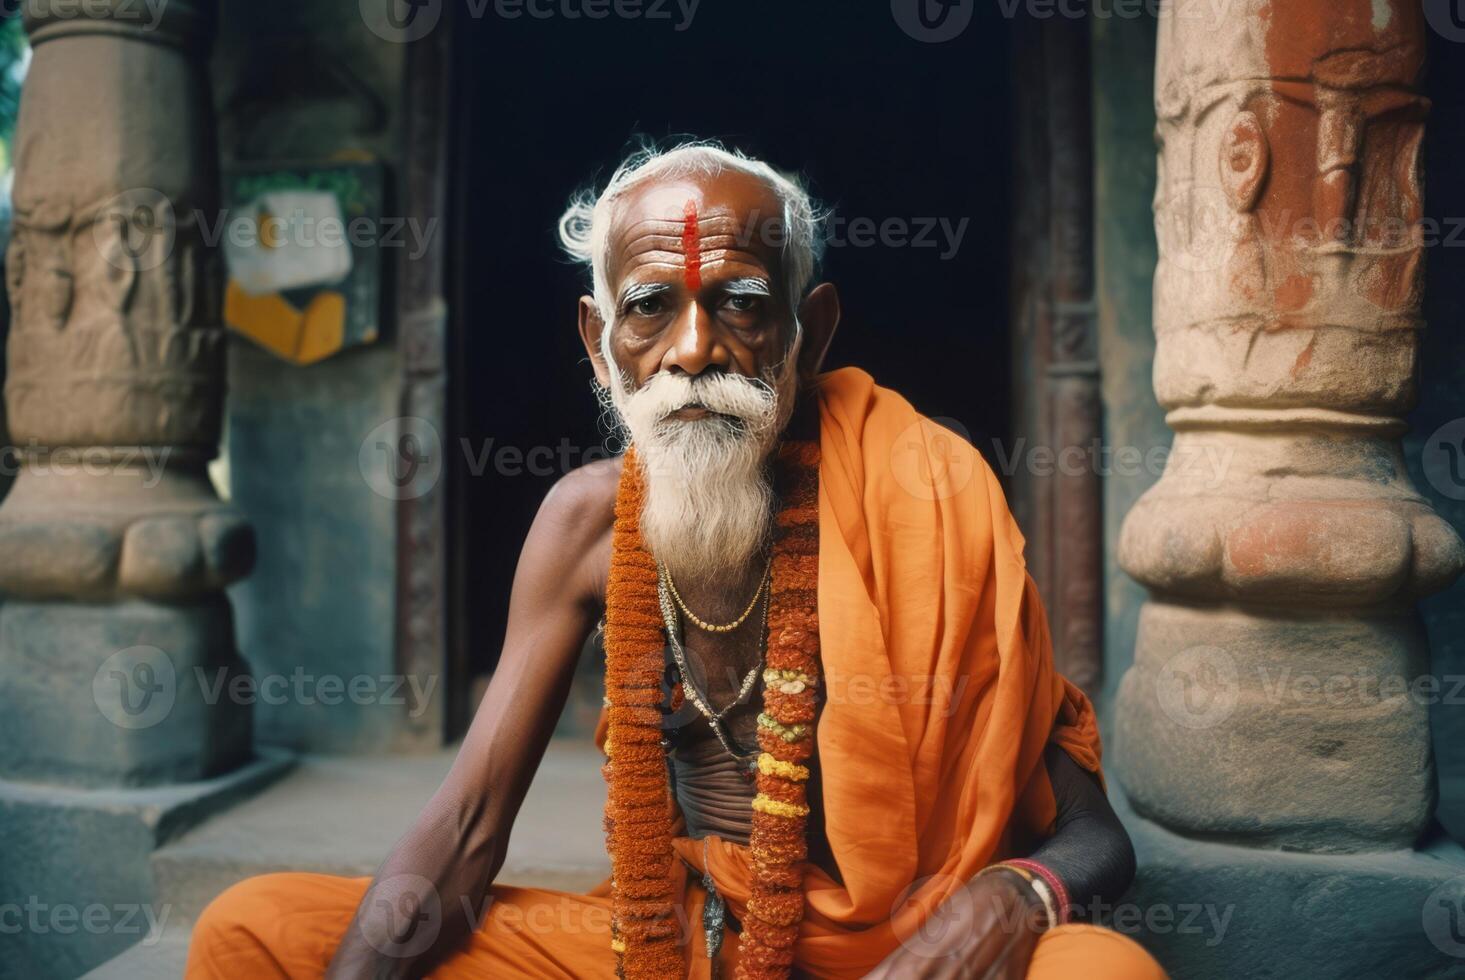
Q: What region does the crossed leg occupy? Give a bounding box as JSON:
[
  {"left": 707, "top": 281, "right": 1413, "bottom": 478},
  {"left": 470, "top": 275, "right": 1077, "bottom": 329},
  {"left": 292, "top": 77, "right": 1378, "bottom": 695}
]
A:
[{"left": 187, "top": 872, "right": 1165, "bottom": 979}]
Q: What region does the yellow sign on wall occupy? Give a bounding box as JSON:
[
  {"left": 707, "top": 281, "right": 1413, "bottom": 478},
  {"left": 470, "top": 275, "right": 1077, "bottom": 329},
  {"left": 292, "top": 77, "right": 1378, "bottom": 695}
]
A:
[{"left": 222, "top": 162, "right": 383, "bottom": 365}]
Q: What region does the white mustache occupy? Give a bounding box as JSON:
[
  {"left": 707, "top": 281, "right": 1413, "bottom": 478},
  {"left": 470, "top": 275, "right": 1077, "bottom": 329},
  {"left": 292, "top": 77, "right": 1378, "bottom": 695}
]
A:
[{"left": 625, "top": 371, "right": 778, "bottom": 434}]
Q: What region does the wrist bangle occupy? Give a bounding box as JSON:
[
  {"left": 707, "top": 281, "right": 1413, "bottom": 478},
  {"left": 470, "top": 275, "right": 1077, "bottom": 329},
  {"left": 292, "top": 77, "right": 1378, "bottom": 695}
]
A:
[
  {"left": 1003, "top": 858, "right": 1072, "bottom": 925},
  {"left": 976, "top": 862, "right": 1057, "bottom": 931}
]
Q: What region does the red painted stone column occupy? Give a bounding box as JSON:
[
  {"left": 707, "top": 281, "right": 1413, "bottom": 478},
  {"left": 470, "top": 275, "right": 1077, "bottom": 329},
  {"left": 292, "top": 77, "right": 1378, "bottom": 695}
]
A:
[{"left": 1115, "top": 0, "right": 1464, "bottom": 850}]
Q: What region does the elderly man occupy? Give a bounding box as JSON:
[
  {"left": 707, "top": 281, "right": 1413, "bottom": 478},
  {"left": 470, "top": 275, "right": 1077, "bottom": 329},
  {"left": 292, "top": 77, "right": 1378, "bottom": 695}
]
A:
[{"left": 187, "top": 144, "right": 1165, "bottom": 979}]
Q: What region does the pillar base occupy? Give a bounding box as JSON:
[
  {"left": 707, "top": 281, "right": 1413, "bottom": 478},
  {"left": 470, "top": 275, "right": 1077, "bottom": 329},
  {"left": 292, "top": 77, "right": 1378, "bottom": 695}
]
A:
[
  {"left": 1115, "top": 600, "right": 1434, "bottom": 851},
  {"left": 0, "top": 598, "right": 252, "bottom": 787},
  {"left": 1111, "top": 779, "right": 1465, "bottom": 978},
  {"left": 0, "top": 750, "right": 292, "bottom": 977}
]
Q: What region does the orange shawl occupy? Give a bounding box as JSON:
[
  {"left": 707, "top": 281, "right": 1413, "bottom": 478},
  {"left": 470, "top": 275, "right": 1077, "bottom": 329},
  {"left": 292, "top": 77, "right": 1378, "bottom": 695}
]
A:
[{"left": 670, "top": 366, "right": 1101, "bottom": 977}]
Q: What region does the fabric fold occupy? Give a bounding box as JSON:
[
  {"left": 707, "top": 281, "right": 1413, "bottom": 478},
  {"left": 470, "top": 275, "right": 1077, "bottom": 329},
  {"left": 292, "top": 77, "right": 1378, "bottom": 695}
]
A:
[{"left": 669, "top": 366, "right": 1102, "bottom": 976}]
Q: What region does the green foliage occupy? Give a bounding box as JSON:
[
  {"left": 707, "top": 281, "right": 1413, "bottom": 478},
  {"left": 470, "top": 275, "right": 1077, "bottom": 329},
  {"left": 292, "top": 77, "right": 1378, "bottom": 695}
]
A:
[
  {"left": 0, "top": 17, "right": 29, "bottom": 157},
  {"left": 231, "top": 168, "right": 371, "bottom": 216}
]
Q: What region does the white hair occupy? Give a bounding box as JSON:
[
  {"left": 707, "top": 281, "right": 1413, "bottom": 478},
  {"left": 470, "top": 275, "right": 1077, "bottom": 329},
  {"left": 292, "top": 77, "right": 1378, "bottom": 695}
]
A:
[{"left": 557, "top": 139, "right": 825, "bottom": 323}]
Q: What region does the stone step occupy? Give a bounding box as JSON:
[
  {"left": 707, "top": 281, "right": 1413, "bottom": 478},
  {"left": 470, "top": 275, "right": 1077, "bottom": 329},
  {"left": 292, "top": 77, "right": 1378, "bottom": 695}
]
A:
[
  {"left": 80, "top": 928, "right": 191, "bottom": 980},
  {"left": 1112, "top": 780, "right": 1465, "bottom": 979},
  {"left": 84, "top": 739, "right": 610, "bottom": 978}
]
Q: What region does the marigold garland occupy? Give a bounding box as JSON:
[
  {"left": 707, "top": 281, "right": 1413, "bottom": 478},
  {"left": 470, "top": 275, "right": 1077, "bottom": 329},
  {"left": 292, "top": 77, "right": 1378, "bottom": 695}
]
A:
[
  {"left": 602, "top": 449, "right": 683, "bottom": 979},
  {"left": 741, "top": 440, "right": 822, "bottom": 977},
  {"left": 602, "top": 442, "right": 821, "bottom": 980}
]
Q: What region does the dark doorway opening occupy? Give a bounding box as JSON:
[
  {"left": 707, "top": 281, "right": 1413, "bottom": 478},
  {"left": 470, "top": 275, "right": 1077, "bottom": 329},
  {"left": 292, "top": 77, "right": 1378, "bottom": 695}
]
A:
[{"left": 445, "top": 2, "right": 1016, "bottom": 736}]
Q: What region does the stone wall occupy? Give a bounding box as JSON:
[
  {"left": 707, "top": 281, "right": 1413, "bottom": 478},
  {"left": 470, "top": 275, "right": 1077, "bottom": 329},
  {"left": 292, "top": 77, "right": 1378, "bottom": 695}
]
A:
[
  {"left": 1092, "top": 10, "right": 1166, "bottom": 720},
  {"left": 210, "top": 0, "right": 422, "bottom": 753}
]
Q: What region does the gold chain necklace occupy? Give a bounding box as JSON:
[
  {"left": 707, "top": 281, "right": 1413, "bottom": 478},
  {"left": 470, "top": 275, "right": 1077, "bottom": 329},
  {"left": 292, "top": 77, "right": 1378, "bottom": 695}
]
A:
[
  {"left": 660, "top": 558, "right": 771, "bottom": 633},
  {"left": 657, "top": 571, "right": 766, "bottom": 765}
]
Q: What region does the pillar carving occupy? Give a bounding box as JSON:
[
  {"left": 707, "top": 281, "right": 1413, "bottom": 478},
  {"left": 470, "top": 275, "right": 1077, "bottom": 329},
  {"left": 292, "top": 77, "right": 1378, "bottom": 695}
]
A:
[
  {"left": 0, "top": 0, "right": 253, "bottom": 786},
  {"left": 1115, "top": 0, "right": 1465, "bottom": 850}
]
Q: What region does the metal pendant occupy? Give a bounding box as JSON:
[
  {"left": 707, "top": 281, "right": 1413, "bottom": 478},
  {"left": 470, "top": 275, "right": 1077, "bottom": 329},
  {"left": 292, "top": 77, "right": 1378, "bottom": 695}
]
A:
[{"left": 702, "top": 869, "right": 725, "bottom": 977}]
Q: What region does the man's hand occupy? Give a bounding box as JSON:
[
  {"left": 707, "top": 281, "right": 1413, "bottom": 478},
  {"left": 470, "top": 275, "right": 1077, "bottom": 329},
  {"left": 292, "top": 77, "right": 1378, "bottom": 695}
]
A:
[{"left": 865, "top": 870, "right": 1046, "bottom": 980}]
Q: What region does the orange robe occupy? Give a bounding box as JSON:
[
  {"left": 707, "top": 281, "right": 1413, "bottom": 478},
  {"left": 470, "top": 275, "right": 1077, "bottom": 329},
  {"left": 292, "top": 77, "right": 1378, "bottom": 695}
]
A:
[{"left": 186, "top": 368, "right": 1166, "bottom": 979}]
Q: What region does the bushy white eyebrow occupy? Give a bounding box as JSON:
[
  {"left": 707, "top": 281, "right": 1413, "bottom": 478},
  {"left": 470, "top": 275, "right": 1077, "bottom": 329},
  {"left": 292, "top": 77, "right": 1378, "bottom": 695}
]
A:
[
  {"left": 722, "top": 277, "right": 772, "bottom": 297},
  {"left": 619, "top": 281, "right": 672, "bottom": 307}
]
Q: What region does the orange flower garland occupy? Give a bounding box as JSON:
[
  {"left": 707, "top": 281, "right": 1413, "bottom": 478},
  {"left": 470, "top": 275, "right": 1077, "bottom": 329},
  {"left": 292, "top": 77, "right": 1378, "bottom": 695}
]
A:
[
  {"left": 603, "top": 442, "right": 822, "bottom": 980},
  {"left": 740, "top": 441, "right": 820, "bottom": 978},
  {"left": 603, "top": 448, "right": 684, "bottom": 978}
]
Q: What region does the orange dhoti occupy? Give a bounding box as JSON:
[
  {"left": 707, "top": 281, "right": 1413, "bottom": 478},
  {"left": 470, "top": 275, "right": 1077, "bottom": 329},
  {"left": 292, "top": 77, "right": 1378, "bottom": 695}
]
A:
[
  {"left": 187, "top": 866, "right": 1164, "bottom": 979},
  {"left": 189, "top": 368, "right": 1169, "bottom": 979}
]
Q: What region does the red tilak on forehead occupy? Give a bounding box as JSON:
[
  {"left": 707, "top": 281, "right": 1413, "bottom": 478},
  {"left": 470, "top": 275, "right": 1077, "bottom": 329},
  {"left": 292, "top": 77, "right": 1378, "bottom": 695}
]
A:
[{"left": 681, "top": 198, "right": 703, "bottom": 292}]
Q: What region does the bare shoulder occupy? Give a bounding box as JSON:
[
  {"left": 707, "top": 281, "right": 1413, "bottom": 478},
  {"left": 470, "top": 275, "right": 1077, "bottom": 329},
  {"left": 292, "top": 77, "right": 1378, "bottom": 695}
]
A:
[
  {"left": 538, "top": 455, "right": 622, "bottom": 535},
  {"left": 525, "top": 455, "right": 622, "bottom": 607}
]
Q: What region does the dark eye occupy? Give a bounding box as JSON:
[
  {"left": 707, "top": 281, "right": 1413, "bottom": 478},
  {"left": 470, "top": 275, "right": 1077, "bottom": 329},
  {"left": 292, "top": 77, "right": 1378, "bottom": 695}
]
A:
[
  {"left": 631, "top": 295, "right": 665, "bottom": 317},
  {"left": 723, "top": 294, "right": 760, "bottom": 313}
]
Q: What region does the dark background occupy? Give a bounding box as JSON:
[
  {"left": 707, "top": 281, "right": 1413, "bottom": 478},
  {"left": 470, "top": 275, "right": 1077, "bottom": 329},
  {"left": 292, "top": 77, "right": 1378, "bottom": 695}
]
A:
[
  {"left": 1415, "top": 20, "right": 1465, "bottom": 840},
  {"left": 447, "top": 1, "right": 1016, "bottom": 687}
]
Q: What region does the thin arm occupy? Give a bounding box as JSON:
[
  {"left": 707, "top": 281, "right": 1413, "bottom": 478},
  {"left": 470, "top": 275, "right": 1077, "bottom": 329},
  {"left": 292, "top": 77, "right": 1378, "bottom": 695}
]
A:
[
  {"left": 324, "top": 469, "right": 611, "bottom": 979},
  {"left": 1029, "top": 742, "right": 1137, "bottom": 918}
]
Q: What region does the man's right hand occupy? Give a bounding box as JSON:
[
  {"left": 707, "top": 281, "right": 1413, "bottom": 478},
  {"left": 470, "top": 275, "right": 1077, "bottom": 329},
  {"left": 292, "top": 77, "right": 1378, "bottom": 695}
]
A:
[{"left": 864, "top": 871, "right": 1047, "bottom": 980}]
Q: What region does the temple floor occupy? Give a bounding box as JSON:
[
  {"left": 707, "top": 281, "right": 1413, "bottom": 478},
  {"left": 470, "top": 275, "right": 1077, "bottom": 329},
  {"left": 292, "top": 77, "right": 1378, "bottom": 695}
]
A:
[
  {"left": 78, "top": 741, "right": 1465, "bottom": 979},
  {"left": 82, "top": 742, "right": 610, "bottom": 978}
]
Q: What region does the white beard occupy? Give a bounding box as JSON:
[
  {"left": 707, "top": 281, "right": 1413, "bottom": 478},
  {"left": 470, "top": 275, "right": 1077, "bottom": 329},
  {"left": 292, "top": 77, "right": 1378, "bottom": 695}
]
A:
[{"left": 600, "top": 337, "right": 801, "bottom": 584}]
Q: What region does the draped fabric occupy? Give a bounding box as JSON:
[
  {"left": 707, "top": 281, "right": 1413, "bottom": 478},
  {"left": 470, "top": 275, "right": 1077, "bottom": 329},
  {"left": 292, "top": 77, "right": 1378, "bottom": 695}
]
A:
[
  {"left": 184, "top": 367, "right": 1159, "bottom": 980},
  {"left": 679, "top": 366, "right": 1102, "bottom": 975}
]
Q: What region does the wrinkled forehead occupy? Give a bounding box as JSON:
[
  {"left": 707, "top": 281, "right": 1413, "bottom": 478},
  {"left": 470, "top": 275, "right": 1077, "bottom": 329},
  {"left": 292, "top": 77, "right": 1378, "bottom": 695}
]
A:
[{"left": 603, "top": 171, "right": 789, "bottom": 291}]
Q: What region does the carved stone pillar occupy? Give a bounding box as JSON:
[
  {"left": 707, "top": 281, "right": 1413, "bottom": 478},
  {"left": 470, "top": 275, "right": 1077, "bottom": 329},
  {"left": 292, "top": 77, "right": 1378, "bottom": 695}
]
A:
[
  {"left": 1116, "top": 0, "right": 1465, "bottom": 850},
  {"left": 0, "top": 0, "right": 253, "bottom": 786}
]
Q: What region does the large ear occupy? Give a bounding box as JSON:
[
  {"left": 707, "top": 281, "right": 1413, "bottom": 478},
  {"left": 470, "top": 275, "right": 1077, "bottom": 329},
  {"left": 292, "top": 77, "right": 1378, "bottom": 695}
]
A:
[
  {"left": 578, "top": 295, "right": 610, "bottom": 387},
  {"left": 796, "top": 281, "right": 840, "bottom": 379}
]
